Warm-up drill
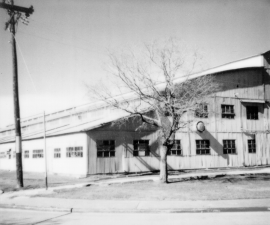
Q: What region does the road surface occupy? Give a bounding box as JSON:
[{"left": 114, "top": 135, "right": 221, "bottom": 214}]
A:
[{"left": 1, "top": 208, "right": 270, "bottom": 225}]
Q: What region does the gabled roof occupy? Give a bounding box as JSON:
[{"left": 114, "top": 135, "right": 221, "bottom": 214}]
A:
[{"left": 0, "top": 110, "right": 130, "bottom": 143}]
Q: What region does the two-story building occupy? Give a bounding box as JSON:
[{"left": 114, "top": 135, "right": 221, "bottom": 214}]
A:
[{"left": 0, "top": 51, "right": 269, "bottom": 177}]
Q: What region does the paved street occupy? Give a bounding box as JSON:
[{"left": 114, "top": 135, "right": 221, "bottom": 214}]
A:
[
  {"left": 1, "top": 208, "right": 270, "bottom": 225},
  {"left": 1, "top": 168, "right": 270, "bottom": 224}
]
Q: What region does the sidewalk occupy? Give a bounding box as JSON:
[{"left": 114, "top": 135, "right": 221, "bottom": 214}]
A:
[
  {"left": 1, "top": 196, "right": 270, "bottom": 213},
  {"left": 1, "top": 166, "right": 270, "bottom": 213}
]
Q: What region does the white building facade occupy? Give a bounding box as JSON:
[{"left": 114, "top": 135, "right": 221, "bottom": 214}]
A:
[{"left": 1, "top": 51, "right": 270, "bottom": 177}]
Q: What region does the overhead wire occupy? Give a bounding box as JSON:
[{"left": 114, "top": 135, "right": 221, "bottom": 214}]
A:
[
  {"left": 13, "top": 34, "right": 38, "bottom": 94},
  {"left": 17, "top": 18, "right": 258, "bottom": 88},
  {"left": 17, "top": 17, "right": 96, "bottom": 53},
  {"left": 17, "top": 29, "right": 94, "bottom": 53},
  {"left": 27, "top": 17, "right": 94, "bottom": 46},
  {"left": 11, "top": 24, "right": 93, "bottom": 121}
]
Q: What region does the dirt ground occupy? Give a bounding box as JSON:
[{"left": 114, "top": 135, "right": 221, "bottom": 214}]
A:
[
  {"left": 0, "top": 170, "right": 122, "bottom": 192},
  {"left": 37, "top": 174, "right": 270, "bottom": 201}
]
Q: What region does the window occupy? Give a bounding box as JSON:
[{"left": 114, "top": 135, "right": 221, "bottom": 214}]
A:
[
  {"left": 248, "top": 140, "right": 256, "bottom": 153},
  {"left": 195, "top": 104, "right": 208, "bottom": 118},
  {"left": 196, "top": 140, "right": 210, "bottom": 155},
  {"left": 221, "top": 105, "right": 235, "bottom": 119},
  {"left": 24, "top": 150, "right": 29, "bottom": 158},
  {"left": 223, "top": 140, "right": 236, "bottom": 154},
  {"left": 66, "top": 146, "right": 83, "bottom": 158},
  {"left": 246, "top": 106, "right": 258, "bottom": 120},
  {"left": 0, "top": 152, "right": 6, "bottom": 159},
  {"left": 167, "top": 140, "right": 182, "bottom": 156},
  {"left": 7, "top": 149, "right": 11, "bottom": 159},
  {"left": 133, "top": 140, "right": 150, "bottom": 156},
  {"left": 54, "top": 148, "right": 61, "bottom": 158},
  {"left": 33, "top": 150, "right": 43, "bottom": 158},
  {"left": 97, "top": 140, "right": 115, "bottom": 158}
]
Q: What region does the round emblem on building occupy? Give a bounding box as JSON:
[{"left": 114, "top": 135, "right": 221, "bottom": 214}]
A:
[{"left": 196, "top": 121, "right": 205, "bottom": 132}]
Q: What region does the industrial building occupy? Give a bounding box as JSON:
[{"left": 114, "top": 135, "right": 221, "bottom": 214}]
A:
[{"left": 0, "top": 51, "right": 270, "bottom": 177}]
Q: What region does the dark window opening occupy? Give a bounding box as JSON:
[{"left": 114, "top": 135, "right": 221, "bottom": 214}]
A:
[
  {"left": 133, "top": 140, "right": 150, "bottom": 157},
  {"left": 248, "top": 140, "right": 256, "bottom": 153},
  {"left": 97, "top": 140, "right": 115, "bottom": 158},
  {"left": 196, "top": 140, "right": 210, "bottom": 155},
  {"left": 54, "top": 148, "right": 61, "bottom": 158},
  {"left": 221, "top": 105, "right": 235, "bottom": 119},
  {"left": 223, "top": 140, "right": 236, "bottom": 154},
  {"left": 66, "top": 147, "right": 83, "bottom": 158},
  {"left": 246, "top": 106, "right": 258, "bottom": 120},
  {"left": 167, "top": 140, "right": 182, "bottom": 156},
  {"left": 33, "top": 149, "right": 43, "bottom": 158}
]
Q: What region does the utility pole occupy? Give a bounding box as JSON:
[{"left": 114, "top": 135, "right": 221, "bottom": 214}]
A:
[{"left": 0, "top": 0, "right": 34, "bottom": 188}]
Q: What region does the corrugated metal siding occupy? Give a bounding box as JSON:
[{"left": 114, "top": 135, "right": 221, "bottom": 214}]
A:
[
  {"left": 87, "top": 129, "right": 270, "bottom": 173},
  {"left": 214, "top": 97, "right": 242, "bottom": 133},
  {"left": 2, "top": 68, "right": 269, "bottom": 175},
  {"left": 242, "top": 102, "right": 265, "bottom": 131},
  {"left": 85, "top": 67, "right": 270, "bottom": 174},
  {"left": 215, "top": 68, "right": 264, "bottom": 99},
  {"left": 87, "top": 130, "right": 160, "bottom": 174}
]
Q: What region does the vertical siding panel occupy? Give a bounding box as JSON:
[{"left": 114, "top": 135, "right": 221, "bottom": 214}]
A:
[{"left": 87, "top": 135, "right": 96, "bottom": 174}]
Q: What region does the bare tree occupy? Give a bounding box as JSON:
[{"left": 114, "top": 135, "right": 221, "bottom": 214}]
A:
[{"left": 89, "top": 39, "right": 220, "bottom": 183}]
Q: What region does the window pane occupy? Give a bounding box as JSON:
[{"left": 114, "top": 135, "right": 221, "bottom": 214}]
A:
[
  {"left": 133, "top": 140, "right": 150, "bottom": 157},
  {"left": 223, "top": 140, "right": 236, "bottom": 154},
  {"left": 196, "top": 140, "right": 210, "bottom": 155},
  {"left": 247, "top": 106, "right": 258, "bottom": 120}
]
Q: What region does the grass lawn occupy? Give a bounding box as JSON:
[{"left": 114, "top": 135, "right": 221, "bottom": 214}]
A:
[{"left": 36, "top": 174, "right": 270, "bottom": 201}]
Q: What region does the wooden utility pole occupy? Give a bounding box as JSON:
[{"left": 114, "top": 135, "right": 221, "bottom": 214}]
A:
[{"left": 0, "top": 0, "right": 34, "bottom": 188}]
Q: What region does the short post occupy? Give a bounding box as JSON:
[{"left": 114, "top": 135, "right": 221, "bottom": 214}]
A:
[{"left": 43, "top": 111, "right": 48, "bottom": 189}]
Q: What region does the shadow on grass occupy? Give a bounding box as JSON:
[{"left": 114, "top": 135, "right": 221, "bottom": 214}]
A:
[{"left": 167, "top": 174, "right": 270, "bottom": 184}]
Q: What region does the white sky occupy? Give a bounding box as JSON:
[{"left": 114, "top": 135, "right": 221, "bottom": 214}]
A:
[{"left": 0, "top": 0, "right": 270, "bottom": 128}]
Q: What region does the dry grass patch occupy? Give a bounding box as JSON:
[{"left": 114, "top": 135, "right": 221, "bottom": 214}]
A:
[{"left": 37, "top": 174, "right": 270, "bottom": 201}]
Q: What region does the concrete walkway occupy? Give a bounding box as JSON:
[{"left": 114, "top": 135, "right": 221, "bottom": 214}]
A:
[
  {"left": 1, "top": 196, "right": 270, "bottom": 213},
  {"left": 1, "top": 166, "right": 270, "bottom": 213}
]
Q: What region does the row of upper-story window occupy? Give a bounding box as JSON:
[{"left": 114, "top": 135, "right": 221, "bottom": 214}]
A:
[
  {"left": 196, "top": 104, "right": 260, "bottom": 120},
  {"left": 0, "top": 139, "right": 257, "bottom": 160},
  {"left": 0, "top": 104, "right": 261, "bottom": 137}
]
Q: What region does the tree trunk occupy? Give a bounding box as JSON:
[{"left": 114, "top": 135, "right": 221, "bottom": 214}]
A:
[{"left": 159, "top": 145, "right": 168, "bottom": 183}]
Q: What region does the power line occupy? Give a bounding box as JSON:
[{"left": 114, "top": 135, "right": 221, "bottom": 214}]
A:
[
  {"left": 14, "top": 34, "right": 38, "bottom": 94},
  {"left": 17, "top": 29, "right": 94, "bottom": 53},
  {"left": 27, "top": 17, "right": 94, "bottom": 46}
]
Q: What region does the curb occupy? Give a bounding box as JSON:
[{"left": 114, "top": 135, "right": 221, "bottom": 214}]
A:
[
  {"left": 0, "top": 204, "right": 71, "bottom": 213},
  {"left": 72, "top": 207, "right": 270, "bottom": 213},
  {"left": 1, "top": 204, "right": 270, "bottom": 213}
]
